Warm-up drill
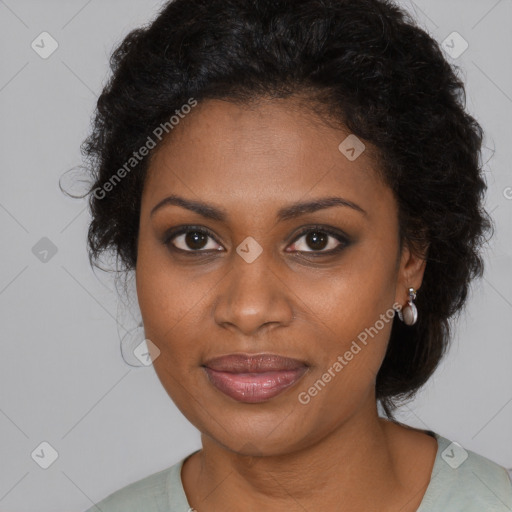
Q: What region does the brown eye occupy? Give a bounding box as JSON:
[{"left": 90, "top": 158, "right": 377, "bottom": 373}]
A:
[
  {"left": 183, "top": 231, "right": 209, "bottom": 250},
  {"left": 304, "top": 231, "right": 329, "bottom": 251}
]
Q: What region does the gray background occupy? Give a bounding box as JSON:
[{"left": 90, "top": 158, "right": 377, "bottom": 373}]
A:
[{"left": 0, "top": 0, "right": 511, "bottom": 510}]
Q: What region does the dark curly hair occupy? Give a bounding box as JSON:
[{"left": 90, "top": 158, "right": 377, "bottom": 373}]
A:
[{"left": 73, "top": 0, "right": 494, "bottom": 419}]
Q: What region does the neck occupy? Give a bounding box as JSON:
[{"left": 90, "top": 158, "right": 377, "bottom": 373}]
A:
[{"left": 183, "top": 397, "right": 417, "bottom": 511}]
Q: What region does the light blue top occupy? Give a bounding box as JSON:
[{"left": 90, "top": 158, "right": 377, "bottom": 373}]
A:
[{"left": 84, "top": 431, "right": 512, "bottom": 511}]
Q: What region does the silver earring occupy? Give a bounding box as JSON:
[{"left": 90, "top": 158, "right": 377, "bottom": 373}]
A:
[{"left": 397, "top": 287, "right": 418, "bottom": 326}]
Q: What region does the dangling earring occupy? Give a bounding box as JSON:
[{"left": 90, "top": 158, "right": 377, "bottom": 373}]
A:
[{"left": 397, "top": 287, "right": 418, "bottom": 326}]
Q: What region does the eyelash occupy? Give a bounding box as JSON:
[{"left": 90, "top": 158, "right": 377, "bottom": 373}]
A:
[{"left": 162, "top": 224, "right": 350, "bottom": 257}]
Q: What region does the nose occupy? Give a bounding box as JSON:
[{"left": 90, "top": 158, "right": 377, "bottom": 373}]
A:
[{"left": 213, "top": 249, "right": 295, "bottom": 337}]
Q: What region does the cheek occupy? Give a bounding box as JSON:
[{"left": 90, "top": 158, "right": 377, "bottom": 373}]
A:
[
  {"left": 135, "top": 238, "right": 209, "bottom": 366},
  {"left": 293, "top": 240, "right": 398, "bottom": 395},
  {"left": 135, "top": 251, "right": 212, "bottom": 421},
  {"left": 295, "top": 238, "right": 397, "bottom": 340}
]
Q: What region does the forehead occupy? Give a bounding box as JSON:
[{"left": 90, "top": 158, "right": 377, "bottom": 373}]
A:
[{"left": 142, "top": 98, "right": 390, "bottom": 218}]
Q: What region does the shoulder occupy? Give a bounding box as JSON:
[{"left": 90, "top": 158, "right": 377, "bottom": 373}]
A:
[
  {"left": 82, "top": 454, "right": 192, "bottom": 512},
  {"left": 418, "top": 432, "right": 512, "bottom": 512}
]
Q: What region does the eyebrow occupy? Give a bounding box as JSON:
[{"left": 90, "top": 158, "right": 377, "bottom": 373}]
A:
[{"left": 150, "top": 194, "right": 367, "bottom": 221}]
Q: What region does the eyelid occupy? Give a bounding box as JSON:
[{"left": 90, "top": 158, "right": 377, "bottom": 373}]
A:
[
  {"left": 163, "top": 225, "right": 224, "bottom": 252},
  {"left": 290, "top": 225, "right": 349, "bottom": 244},
  {"left": 286, "top": 225, "right": 350, "bottom": 254}
]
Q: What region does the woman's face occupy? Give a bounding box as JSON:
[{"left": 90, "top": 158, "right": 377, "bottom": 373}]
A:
[{"left": 136, "top": 97, "right": 425, "bottom": 456}]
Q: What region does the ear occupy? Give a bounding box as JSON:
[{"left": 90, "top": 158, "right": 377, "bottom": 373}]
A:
[{"left": 394, "top": 241, "right": 429, "bottom": 306}]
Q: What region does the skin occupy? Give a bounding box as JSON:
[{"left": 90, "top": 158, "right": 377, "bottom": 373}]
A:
[{"left": 135, "top": 96, "right": 437, "bottom": 512}]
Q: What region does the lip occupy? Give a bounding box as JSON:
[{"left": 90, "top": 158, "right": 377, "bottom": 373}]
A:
[{"left": 202, "top": 353, "right": 309, "bottom": 403}]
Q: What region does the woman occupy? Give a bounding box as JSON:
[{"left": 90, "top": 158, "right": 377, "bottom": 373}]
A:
[{"left": 80, "top": 0, "right": 512, "bottom": 510}]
